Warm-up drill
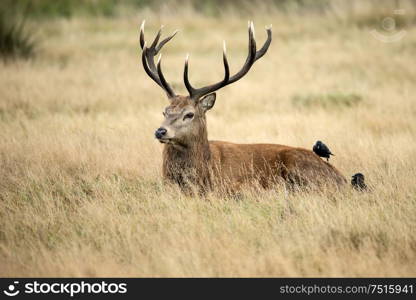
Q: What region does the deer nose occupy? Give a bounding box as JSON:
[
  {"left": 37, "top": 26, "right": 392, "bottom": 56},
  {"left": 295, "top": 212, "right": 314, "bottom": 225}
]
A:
[{"left": 155, "top": 127, "right": 167, "bottom": 139}]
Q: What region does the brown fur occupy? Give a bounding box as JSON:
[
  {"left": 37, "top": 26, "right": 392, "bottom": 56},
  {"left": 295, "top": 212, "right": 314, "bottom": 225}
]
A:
[{"left": 159, "top": 96, "right": 347, "bottom": 194}]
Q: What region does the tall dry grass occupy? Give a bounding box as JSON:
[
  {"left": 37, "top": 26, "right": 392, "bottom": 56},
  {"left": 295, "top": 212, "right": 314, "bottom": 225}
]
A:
[{"left": 1, "top": 2, "right": 416, "bottom": 276}]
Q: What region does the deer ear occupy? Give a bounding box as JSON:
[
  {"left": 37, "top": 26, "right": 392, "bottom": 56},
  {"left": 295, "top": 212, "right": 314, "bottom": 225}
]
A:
[{"left": 199, "top": 93, "right": 216, "bottom": 112}]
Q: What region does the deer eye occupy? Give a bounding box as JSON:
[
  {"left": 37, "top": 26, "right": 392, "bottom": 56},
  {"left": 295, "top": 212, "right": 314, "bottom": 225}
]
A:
[
  {"left": 183, "top": 112, "right": 194, "bottom": 120},
  {"left": 162, "top": 112, "right": 166, "bottom": 117}
]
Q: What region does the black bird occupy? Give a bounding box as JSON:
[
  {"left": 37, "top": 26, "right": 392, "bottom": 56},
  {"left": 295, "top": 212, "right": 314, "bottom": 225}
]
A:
[
  {"left": 313, "top": 140, "right": 334, "bottom": 161},
  {"left": 351, "top": 173, "right": 367, "bottom": 191}
]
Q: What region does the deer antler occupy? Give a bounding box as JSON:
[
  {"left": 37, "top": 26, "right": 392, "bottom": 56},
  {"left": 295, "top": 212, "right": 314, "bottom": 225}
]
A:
[
  {"left": 140, "top": 20, "right": 178, "bottom": 98},
  {"left": 183, "top": 21, "right": 272, "bottom": 100}
]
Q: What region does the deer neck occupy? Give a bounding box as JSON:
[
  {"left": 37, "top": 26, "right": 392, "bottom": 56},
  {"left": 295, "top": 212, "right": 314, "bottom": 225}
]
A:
[{"left": 162, "top": 126, "right": 211, "bottom": 189}]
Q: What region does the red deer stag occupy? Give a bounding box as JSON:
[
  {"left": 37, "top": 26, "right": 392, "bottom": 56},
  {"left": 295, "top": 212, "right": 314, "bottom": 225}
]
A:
[{"left": 139, "top": 21, "right": 347, "bottom": 194}]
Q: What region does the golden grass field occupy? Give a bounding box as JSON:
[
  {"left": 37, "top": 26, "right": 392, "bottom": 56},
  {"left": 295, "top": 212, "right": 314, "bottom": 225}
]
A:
[{"left": 1, "top": 2, "right": 416, "bottom": 276}]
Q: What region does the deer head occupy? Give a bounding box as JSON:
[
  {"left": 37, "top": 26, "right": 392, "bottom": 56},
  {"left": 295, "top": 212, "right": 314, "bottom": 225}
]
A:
[{"left": 140, "top": 21, "right": 272, "bottom": 148}]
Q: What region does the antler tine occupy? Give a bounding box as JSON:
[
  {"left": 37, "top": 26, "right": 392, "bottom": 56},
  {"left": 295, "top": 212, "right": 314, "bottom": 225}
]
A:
[
  {"left": 184, "top": 41, "right": 230, "bottom": 99},
  {"left": 156, "top": 30, "right": 179, "bottom": 54},
  {"left": 226, "top": 21, "right": 257, "bottom": 85},
  {"left": 183, "top": 54, "right": 193, "bottom": 96},
  {"left": 139, "top": 20, "right": 146, "bottom": 49},
  {"left": 254, "top": 24, "right": 272, "bottom": 61},
  {"left": 156, "top": 55, "right": 175, "bottom": 97},
  {"left": 150, "top": 25, "right": 163, "bottom": 49},
  {"left": 140, "top": 21, "right": 177, "bottom": 98},
  {"left": 184, "top": 21, "right": 272, "bottom": 100},
  {"left": 141, "top": 43, "right": 158, "bottom": 85}
]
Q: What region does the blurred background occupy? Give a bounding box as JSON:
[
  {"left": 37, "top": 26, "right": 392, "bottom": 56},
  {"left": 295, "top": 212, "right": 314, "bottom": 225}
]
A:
[{"left": 1, "top": 0, "right": 416, "bottom": 60}]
